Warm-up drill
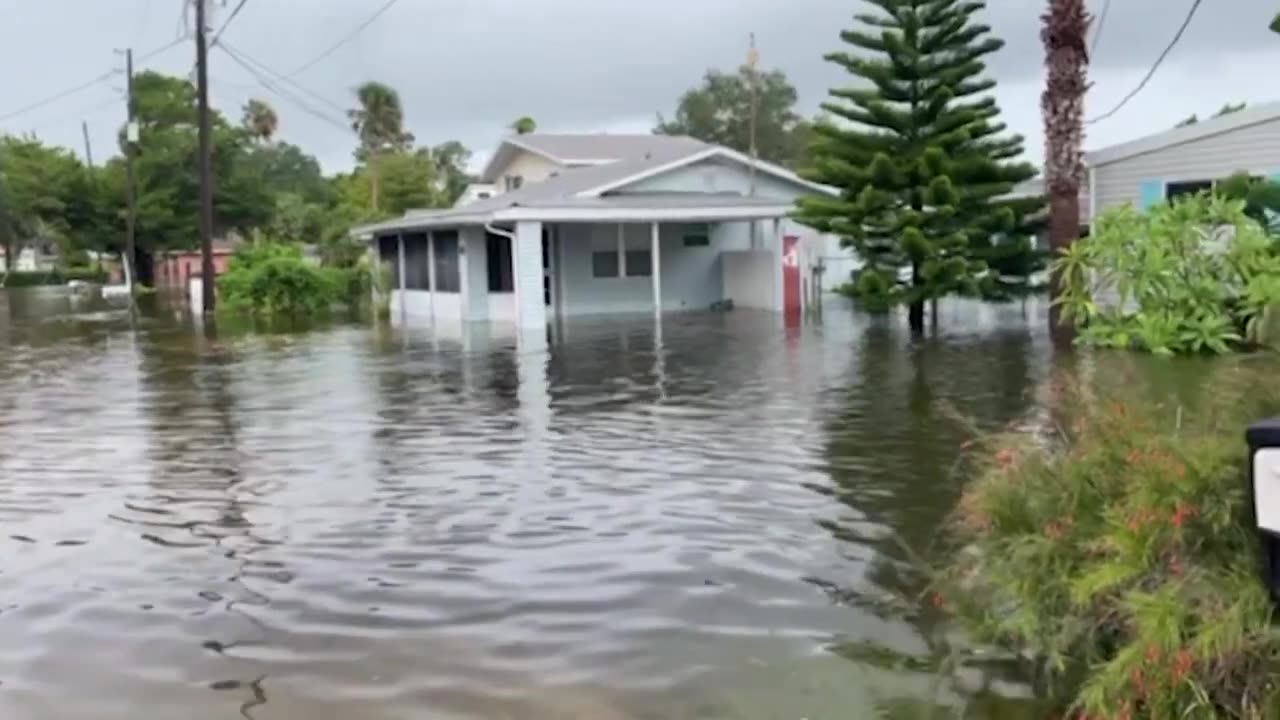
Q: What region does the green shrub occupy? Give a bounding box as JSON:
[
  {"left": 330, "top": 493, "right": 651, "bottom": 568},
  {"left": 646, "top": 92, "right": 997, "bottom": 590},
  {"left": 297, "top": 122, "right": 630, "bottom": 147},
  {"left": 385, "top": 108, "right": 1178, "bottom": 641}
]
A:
[
  {"left": 62, "top": 266, "right": 108, "bottom": 283},
  {"left": 942, "top": 362, "right": 1280, "bottom": 719},
  {"left": 217, "top": 242, "right": 365, "bottom": 317},
  {"left": 1053, "top": 194, "right": 1280, "bottom": 354},
  {"left": 1, "top": 267, "right": 108, "bottom": 287}
]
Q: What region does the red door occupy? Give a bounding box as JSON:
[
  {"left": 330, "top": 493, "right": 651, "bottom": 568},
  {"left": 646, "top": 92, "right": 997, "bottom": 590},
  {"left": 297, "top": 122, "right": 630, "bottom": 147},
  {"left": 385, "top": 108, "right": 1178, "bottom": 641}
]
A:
[{"left": 782, "top": 235, "right": 802, "bottom": 318}]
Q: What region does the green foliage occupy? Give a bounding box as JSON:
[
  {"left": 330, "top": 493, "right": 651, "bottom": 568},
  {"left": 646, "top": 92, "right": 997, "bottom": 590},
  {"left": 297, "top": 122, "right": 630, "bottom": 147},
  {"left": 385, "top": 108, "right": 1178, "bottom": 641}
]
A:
[
  {"left": 241, "top": 98, "right": 279, "bottom": 144},
  {"left": 510, "top": 116, "right": 537, "bottom": 135},
  {"left": 943, "top": 364, "right": 1280, "bottom": 718},
  {"left": 1, "top": 267, "right": 107, "bottom": 287},
  {"left": 655, "top": 65, "right": 814, "bottom": 169},
  {"left": 217, "top": 241, "right": 366, "bottom": 317},
  {"left": 1053, "top": 194, "right": 1280, "bottom": 354},
  {"left": 794, "top": 0, "right": 1043, "bottom": 330},
  {"left": 1216, "top": 172, "right": 1280, "bottom": 235}
]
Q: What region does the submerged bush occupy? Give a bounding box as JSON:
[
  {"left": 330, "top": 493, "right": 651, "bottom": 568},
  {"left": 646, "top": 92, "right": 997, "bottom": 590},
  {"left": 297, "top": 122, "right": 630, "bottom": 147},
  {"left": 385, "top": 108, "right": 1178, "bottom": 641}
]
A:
[
  {"left": 942, "top": 363, "right": 1280, "bottom": 718},
  {"left": 1054, "top": 194, "right": 1280, "bottom": 354},
  {"left": 218, "top": 242, "right": 367, "bottom": 317}
]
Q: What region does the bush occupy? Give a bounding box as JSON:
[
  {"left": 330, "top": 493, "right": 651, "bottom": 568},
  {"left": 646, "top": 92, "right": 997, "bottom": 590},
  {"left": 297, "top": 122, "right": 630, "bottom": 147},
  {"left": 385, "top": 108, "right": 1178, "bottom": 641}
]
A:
[
  {"left": 1, "top": 267, "right": 107, "bottom": 287},
  {"left": 217, "top": 242, "right": 367, "bottom": 317},
  {"left": 942, "top": 362, "right": 1280, "bottom": 718},
  {"left": 1054, "top": 194, "right": 1280, "bottom": 354}
]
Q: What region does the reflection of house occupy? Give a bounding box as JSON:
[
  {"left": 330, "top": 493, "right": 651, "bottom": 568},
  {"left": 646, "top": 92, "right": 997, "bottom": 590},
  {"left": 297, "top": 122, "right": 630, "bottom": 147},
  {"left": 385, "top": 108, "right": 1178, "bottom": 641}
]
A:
[
  {"left": 0, "top": 246, "right": 57, "bottom": 272},
  {"left": 355, "top": 134, "right": 841, "bottom": 329},
  {"left": 154, "top": 241, "right": 236, "bottom": 288}
]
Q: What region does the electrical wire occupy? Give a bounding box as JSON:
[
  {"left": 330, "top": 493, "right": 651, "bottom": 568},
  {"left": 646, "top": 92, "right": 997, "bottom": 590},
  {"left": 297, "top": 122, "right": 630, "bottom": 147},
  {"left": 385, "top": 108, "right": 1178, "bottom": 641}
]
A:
[
  {"left": 210, "top": 0, "right": 251, "bottom": 49},
  {"left": 0, "top": 35, "right": 187, "bottom": 124},
  {"left": 286, "top": 0, "right": 401, "bottom": 77},
  {"left": 1090, "top": 0, "right": 1111, "bottom": 56},
  {"left": 1087, "top": 0, "right": 1202, "bottom": 125},
  {"left": 217, "top": 44, "right": 352, "bottom": 133},
  {"left": 222, "top": 42, "right": 348, "bottom": 115}
]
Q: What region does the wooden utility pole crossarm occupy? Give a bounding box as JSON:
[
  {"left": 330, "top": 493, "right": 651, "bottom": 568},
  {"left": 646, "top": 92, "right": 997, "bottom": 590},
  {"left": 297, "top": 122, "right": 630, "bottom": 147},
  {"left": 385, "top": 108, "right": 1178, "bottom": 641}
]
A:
[{"left": 195, "top": 0, "right": 216, "bottom": 314}]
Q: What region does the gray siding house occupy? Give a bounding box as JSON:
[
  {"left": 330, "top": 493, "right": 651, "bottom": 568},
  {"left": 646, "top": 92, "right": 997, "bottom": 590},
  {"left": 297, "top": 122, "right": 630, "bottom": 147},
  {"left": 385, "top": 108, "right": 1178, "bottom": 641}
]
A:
[{"left": 1087, "top": 101, "right": 1280, "bottom": 218}]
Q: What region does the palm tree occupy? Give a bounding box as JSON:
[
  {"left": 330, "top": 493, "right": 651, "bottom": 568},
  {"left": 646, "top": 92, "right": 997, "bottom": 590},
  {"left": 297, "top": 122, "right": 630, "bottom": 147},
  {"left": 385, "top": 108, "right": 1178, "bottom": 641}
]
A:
[
  {"left": 241, "top": 99, "right": 279, "bottom": 144},
  {"left": 1041, "top": 0, "right": 1090, "bottom": 343},
  {"left": 348, "top": 81, "right": 414, "bottom": 213},
  {"left": 510, "top": 116, "right": 537, "bottom": 135}
]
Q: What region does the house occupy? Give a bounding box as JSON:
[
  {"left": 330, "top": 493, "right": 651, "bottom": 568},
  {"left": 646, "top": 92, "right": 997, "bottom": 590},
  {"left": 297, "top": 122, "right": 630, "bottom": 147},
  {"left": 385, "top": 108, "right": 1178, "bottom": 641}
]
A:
[
  {"left": 354, "top": 134, "right": 840, "bottom": 331},
  {"left": 154, "top": 241, "right": 237, "bottom": 289},
  {"left": 1086, "top": 101, "right": 1280, "bottom": 220}
]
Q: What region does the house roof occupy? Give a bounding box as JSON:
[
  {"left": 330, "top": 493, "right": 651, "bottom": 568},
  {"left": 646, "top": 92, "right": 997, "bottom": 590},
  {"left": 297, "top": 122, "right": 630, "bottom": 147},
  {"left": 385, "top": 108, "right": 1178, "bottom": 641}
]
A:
[
  {"left": 479, "top": 133, "right": 707, "bottom": 182},
  {"left": 1086, "top": 101, "right": 1280, "bottom": 167}
]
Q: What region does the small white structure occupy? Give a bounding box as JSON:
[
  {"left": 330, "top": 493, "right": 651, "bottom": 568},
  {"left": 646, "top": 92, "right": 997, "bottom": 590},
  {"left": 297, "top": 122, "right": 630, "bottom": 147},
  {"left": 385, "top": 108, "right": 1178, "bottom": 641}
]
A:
[{"left": 355, "top": 134, "right": 844, "bottom": 332}]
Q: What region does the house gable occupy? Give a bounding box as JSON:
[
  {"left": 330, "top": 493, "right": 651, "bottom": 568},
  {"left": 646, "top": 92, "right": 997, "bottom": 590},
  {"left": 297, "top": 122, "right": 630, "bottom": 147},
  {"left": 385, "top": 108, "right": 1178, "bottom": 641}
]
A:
[{"left": 584, "top": 148, "right": 833, "bottom": 199}]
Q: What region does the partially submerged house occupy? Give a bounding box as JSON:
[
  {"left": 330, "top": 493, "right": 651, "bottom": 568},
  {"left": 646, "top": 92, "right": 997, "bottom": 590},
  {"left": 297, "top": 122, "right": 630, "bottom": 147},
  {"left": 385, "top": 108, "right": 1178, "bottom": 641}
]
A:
[{"left": 354, "top": 134, "right": 840, "bottom": 330}]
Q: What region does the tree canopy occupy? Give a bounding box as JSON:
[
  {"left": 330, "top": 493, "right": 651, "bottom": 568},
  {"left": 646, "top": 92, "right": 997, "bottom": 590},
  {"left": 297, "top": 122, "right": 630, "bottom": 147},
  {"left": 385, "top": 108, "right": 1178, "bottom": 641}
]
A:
[
  {"left": 655, "top": 66, "right": 814, "bottom": 169},
  {"left": 794, "top": 0, "right": 1043, "bottom": 331}
]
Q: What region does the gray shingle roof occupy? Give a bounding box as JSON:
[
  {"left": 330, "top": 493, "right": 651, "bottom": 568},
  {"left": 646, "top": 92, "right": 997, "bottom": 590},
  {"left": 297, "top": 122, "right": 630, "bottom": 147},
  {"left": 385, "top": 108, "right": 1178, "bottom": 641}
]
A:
[{"left": 507, "top": 133, "right": 706, "bottom": 163}]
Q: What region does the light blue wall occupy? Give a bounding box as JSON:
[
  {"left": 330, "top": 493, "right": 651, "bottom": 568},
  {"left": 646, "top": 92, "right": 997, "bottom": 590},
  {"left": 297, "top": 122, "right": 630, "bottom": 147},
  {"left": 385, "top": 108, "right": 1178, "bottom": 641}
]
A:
[
  {"left": 1139, "top": 180, "right": 1165, "bottom": 209},
  {"left": 557, "top": 222, "right": 740, "bottom": 315}
]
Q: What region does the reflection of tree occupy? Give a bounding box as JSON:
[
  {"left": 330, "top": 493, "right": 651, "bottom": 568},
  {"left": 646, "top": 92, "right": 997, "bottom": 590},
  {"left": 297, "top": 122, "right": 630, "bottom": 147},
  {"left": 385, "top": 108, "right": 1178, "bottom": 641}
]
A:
[{"left": 815, "top": 318, "right": 1046, "bottom": 709}]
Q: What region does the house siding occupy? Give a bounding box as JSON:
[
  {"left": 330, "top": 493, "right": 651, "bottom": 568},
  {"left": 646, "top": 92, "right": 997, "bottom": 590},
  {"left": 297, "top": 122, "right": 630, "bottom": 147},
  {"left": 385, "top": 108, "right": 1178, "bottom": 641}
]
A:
[
  {"left": 615, "top": 158, "right": 806, "bottom": 199},
  {"left": 493, "top": 150, "right": 563, "bottom": 193},
  {"left": 1094, "top": 117, "right": 1280, "bottom": 214}
]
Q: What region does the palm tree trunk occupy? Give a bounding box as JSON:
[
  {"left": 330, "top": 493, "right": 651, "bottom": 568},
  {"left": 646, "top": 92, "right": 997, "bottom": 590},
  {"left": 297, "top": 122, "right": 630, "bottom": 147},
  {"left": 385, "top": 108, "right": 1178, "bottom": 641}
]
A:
[
  {"left": 370, "top": 152, "right": 381, "bottom": 213},
  {"left": 1042, "top": 0, "right": 1090, "bottom": 346}
]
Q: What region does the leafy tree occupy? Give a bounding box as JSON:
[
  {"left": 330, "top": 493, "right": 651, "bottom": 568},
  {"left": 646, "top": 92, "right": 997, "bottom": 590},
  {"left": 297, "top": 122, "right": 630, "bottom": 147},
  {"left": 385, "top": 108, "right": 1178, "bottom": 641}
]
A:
[
  {"left": 426, "top": 140, "right": 473, "bottom": 206},
  {"left": 656, "top": 66, "right": 811, "bottom": 168},
  {"left": 348, "top": 81, "right": 414, "bottom": 212},
  {"left": 1216, "top": 170, "right": 1280, "bottom": 234},
  {"left": 510, "top": 116, "right": 537, "bottom": 135},
  {"left": 1271, "top": 10, "right": 1280, "bottom": 33},
  {"left": 1175, "top": 101, "right": 1246, "bottom": 128},
  {"left": 795, "top": 0, "right": 1042, "bottom": 332},
  {"left": 241, "top": 99, "right": 279, "bottom": 144}
]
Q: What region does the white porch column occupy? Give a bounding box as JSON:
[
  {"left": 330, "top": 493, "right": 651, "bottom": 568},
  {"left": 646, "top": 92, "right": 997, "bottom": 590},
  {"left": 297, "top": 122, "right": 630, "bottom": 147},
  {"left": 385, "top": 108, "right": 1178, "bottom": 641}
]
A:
[
  {"left": 427, "top": 231, "right": 437, "bottom": 321},
  {"left": 650, "top": 221, "right": 662, "bottom": 317},
  {"left": 513, "top": 220, "right": 547, "bottom": 332},
  {"left": 396, "top": 232, "right": 406, "bottom": 323},
  {"left": 772, "top": 218, "right": 784, "bottom": 312},
  {"left": 460, "top": 226, "right": 488, "bottom": 322}
]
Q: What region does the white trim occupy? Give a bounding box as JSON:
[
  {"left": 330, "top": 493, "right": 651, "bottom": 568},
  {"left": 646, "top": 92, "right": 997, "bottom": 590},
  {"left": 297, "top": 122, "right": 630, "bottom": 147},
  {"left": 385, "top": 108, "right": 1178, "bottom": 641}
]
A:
[
  {"left": 573, "top": 147, "right": 838, "bottom": 198},
  {"left": 1086, "top": 100, "right": 1280, "bottom": 168},
  {"left": 493, "top": 203, "right": 793, "bottom": 224},
  {"left": 651, "top": 222, "right": 662, "bottom": 317}
]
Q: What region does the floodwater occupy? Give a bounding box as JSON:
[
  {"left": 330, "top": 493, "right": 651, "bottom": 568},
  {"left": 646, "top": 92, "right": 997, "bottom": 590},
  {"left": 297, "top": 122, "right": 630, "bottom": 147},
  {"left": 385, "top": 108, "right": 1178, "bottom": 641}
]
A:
[{"left": 0, "top": 287, "right": 1060, "bottom": 719}]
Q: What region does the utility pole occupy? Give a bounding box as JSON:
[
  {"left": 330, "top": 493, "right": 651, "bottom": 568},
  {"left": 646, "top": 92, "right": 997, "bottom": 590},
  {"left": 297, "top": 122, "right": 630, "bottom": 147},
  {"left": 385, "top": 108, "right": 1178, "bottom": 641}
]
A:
[
  {"left": 80, "top": 121, "right": 94, "bottom": 168},
  {"left": 195, "top": 0, "right": 216, "bottom": 314},
  {"left": 124, "top": 48, "right": 139, "bottom": 301}
]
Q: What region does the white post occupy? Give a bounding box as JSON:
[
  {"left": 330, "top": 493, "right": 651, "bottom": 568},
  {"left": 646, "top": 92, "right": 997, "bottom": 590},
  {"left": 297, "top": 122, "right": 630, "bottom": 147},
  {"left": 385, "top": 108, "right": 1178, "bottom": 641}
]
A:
[
  {"left": 772, "top": 218, "right": 784, "bottom": 312},
  {"left": 617, "top": 223, "right": 627, "bottom": 277},
  {"left": 396, "top": 232, "right": 406, "bottom": 323},
  {"left": 513, "top": 220, "right": 548, "bottom": 335},
  {"left": 650, "top": 221, "right": 662, "bottom": 317},
  {"left": 427, "top": 231, "right": 437, "bottom": 322}
]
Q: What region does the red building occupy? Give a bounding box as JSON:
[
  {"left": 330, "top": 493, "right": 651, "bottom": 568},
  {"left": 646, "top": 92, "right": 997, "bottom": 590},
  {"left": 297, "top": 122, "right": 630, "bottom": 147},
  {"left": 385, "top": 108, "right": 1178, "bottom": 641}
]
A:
[{"left": 154, "top": 243, "right": 236, "bottom": 288}]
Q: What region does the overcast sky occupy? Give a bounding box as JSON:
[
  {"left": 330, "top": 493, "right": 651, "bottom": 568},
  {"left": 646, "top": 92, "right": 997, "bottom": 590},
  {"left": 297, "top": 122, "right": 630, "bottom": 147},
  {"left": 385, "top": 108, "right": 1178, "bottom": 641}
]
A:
[{"left": 0, "top": 0, "right": 1275, "bottom": 174}]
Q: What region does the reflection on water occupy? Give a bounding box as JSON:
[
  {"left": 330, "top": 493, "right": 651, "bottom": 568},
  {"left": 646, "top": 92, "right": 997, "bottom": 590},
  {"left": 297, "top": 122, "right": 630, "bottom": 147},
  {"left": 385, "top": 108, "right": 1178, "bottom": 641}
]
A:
[{"left": 0, "top": 287, "right": 1056, "bottom": 719}]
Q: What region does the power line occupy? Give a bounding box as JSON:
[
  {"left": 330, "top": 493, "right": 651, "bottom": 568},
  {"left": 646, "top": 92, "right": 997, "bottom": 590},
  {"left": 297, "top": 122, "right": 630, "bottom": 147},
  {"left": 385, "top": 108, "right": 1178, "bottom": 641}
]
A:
[
  {"left": 222, "top": 42, "right": 348, "bottom": 115},
  {"left": 210, "top": 0, "right": 252, "bottom": 49},
  {"left": 217, "top": 44, "right": 351, "bottom": 133},
  {"left": 1090, "top": 0, "right": 1111, "bottom": 56},
  {"left": 1087, "top": 0, "right": 1202, "bottom": 125},
  {"left": 286, "top": 0, "right": 401, "bottom": 77},
  {"left": 0, "top": 36, "right": 187, "bottom": 124}
]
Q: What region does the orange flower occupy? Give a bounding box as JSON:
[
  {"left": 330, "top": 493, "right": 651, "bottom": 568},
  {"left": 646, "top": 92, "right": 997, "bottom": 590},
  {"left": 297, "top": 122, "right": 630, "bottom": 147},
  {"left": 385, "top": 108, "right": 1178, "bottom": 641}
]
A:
[
  {"left": 1172, "top": 649, "right": 1195, "bottom": 683},
  {"left": 929, "top": 592, "right": 946, "bottom": 609},
  {"left": 995, "top": 448, "right": 1016, "bottom": 468},
  {"left": 1172, "top": 502, "right": 1197, "bottom": 529}
]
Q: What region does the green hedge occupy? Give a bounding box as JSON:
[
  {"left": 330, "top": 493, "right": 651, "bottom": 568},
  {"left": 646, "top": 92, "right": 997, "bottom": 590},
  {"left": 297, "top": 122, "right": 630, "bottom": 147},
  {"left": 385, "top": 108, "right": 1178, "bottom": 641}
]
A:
[{"left": 1, "top": 267, "right": 108, "bottom": 287}]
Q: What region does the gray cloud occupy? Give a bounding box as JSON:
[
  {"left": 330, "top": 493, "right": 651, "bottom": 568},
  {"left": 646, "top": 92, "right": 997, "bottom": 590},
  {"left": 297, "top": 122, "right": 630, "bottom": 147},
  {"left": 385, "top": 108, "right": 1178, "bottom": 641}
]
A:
[{"left": 0, "top": 0, "right": 1275, "bottom": 173}]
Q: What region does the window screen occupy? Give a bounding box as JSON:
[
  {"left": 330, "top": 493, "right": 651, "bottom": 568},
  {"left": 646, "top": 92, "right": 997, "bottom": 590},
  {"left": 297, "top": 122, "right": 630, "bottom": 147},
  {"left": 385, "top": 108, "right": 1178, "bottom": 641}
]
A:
[
  {"left": 592, "top": 251, "right": 619, "bottom": 278},
  {"left": 433, "top": 231, "right": 460, "bottom": 292}
]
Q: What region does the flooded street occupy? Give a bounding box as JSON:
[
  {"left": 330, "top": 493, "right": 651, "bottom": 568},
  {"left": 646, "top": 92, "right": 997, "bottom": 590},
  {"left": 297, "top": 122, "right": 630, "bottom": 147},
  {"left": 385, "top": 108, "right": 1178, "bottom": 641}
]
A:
[{"left": 0, "top": 288, "right": 1057, "bottom": 719}]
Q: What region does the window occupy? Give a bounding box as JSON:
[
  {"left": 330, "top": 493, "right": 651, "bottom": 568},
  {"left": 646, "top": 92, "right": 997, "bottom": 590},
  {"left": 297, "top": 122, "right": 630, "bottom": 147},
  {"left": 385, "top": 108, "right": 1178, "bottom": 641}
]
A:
[
  {"left": 504, "top": 175, "right": 524, "bottom": 192},
  {"left": 592, "top": 251, "right": 619, "bottom": 278},
  {"left": 1166, "top": 180, "right": 1214, "bottom": 201},
  {"left": 487, "top": 233, "right": 513, "bottom": 292},
  {"left": 683, "top": 232, "right": 710, "bottom": 247},
  {"left": 433, "top": 231, "right": 460, "bottom": 292},
  {"left": 625, "top": 250, "right": 652, "bottom": 277},
  {"left": 402, "top": 233, "right": 430, "bottom": 290}
]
